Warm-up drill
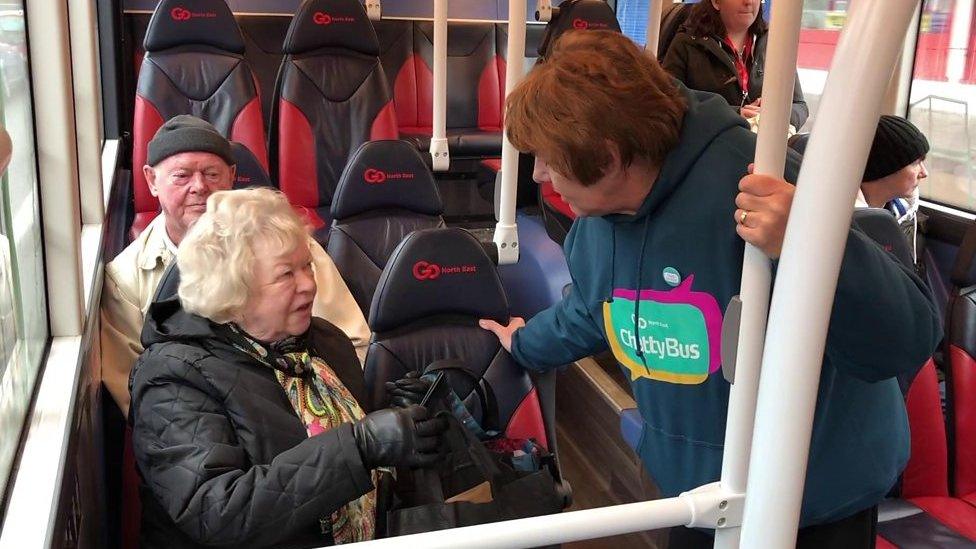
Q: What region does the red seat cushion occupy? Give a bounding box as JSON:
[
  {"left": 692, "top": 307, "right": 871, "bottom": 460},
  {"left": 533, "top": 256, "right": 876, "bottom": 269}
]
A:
[{"left": 902, "top": 359, "right": 950, "bottom": 498}]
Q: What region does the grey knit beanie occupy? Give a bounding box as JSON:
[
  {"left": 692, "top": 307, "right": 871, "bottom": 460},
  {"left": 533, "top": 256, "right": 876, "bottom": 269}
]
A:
[{"left": 147, "top": 115, "right": 235, "bottom": 167}]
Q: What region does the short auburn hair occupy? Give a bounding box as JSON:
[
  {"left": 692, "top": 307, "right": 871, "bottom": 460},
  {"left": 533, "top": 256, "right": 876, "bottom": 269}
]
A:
[{"left": 507, "top": 30, "right": 687, "bottom": 185}]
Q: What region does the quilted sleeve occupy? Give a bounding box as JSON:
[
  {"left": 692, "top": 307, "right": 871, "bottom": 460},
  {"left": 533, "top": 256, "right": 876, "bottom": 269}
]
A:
[{"left": 130, "top": 346, "right": 373, "bottom": 547}]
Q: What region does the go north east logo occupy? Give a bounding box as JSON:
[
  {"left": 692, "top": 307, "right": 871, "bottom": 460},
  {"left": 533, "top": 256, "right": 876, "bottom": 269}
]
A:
[
  {"left": 603, "top": 275, "right": 723, "bottom": 385},
  {"left": 313, "top": 12, "right": 356, "bottom": 25},
  {"left": 572, "top": 18, "right": 610, "bottom": 30},
  {"left": 412, "top": 260, "right": 477, "bottom": 281},
  {"left": 363, "top": 168, "right": 416, "bottom": 184},
  {"left": 170, "top": 7, "right": 217, "bottom": 21}
]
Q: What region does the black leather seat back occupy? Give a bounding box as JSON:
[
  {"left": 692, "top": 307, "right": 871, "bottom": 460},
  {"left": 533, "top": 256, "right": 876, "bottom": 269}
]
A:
[
  {"left": 133, "top": 0, "right": 267, "bottom": 237},
  {"left": 365, "top": 228, "right": 550, "bottom": 448},
  {"left": 538, "top": 0, "right": 621, "bottom": 60},
  {"left": 231, "top": 142, "right": 274, "bottom": 189},
  {"left": 328, "top": 140, "right": 445, "bottom": 315},
  {"left": 273, "top": 0, "right": 399, "bottom": 235}
]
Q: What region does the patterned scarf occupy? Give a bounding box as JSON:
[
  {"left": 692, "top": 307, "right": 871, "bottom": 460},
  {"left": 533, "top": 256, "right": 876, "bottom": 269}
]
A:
[{"left": 222, "top": 324, "right": 376, "bottom": 544}]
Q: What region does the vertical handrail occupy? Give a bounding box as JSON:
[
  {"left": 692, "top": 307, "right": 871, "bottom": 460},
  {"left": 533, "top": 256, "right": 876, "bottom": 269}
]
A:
[
  {"left": 430, "top": 0, "right": 450, "bottom": 171},
  {"left": 494, "top": 0, "right": 528, "bottom": 265},
  {"left": 714, "top": 1, "right": 803, "bottom": 547},
  {"left": 645, "top": 0, "right": 663, "bottom": 57},
  {"left": 739, "top": 1, "right": 921, "bottom": 546}
]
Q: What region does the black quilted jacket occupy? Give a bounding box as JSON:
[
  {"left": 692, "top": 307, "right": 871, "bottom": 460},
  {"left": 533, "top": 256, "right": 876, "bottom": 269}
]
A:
[{"left": 129, "top": 295, "right": 373, "bottom": 548}]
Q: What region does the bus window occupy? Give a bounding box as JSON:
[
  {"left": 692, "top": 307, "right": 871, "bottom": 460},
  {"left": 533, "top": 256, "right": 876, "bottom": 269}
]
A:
[
  {"left": 908, "top": 0, "right": 976, "bottom": 212},
  {"left": 0, "top": 2, "right": 47, "bottom": 499}
]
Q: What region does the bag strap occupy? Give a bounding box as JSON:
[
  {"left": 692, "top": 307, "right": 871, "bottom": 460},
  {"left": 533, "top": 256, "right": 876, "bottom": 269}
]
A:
[{"left": 423, "top": 358, "right": 501, "bottom": 438}]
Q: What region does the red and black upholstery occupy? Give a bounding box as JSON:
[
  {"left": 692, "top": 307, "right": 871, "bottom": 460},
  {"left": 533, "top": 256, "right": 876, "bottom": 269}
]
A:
[
  {"left": 132, "top": 0, "right": 267, "bottom": 239},
  {"left": 327, "top": 140, "right": 446, "bottom": 315},
  {"left": 867, "top": 216, "right": 976, "bottom": 545},
  {"left": 876, "top": 359, "right": 976, "bottom": 547},
  {"left": 272, "top": 0, "right": 398, "bottom": 236},
  {"left": 230, "top": 142, "right": 274, "bottom": 189},
  {"left": 364, "top": 228, "right": 549, "bottom": 449},
  {"left": 374, "top": 20, "right": 506, "bottom": 158},
  {"left": 947, "top": 221, "right": 976, "bottom": 507}
]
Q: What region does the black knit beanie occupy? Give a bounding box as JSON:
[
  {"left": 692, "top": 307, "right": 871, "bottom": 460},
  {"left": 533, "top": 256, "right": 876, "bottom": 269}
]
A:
[
  {"left": 863, "top": 115, "right": 929, "bottom": 182},
  {"left": 147, "top": 115, "right": 235, "bottom": 167}
]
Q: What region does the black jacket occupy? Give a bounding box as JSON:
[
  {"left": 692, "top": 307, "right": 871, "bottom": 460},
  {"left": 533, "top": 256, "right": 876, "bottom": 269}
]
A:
[
  {"left": 129, "top": 295, "right": 372, "bottom": 549},
  {"left": 663, "top": 29, "right": 809, "bottom": 129}
]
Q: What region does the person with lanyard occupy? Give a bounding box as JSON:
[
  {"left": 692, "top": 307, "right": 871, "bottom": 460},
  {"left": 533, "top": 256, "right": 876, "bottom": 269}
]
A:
[
  {"left": 663, "top": 0, "right": 809, "bottom": 131},
  {"left": 479, "top": 30, "right": 940, "bottom": 548}
]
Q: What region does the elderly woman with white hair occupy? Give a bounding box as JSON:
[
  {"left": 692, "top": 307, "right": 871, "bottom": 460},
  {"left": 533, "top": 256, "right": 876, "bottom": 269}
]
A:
[{"left": 129, "top": 188, "right": 445, "bottom": 549}]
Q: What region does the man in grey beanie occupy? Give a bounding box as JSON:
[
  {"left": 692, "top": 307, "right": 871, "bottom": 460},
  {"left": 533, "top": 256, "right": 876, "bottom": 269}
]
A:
[{"left": 100, "top": 115, "right": 370, "bottom": 416}]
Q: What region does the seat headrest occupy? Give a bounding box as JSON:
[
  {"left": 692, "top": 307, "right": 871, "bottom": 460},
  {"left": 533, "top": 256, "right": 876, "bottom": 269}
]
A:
[
  {"left": 230, "top": 142, "right": 273, "bottom": 189},
  {"left": 538, "top": 0, "right": 621, "bottom": 59},
  {"left": 144, "top": 0, "right": 245, "bottom": 53},
  {"left": 283, "top": 0, "right": 380, "bottom": 56},
  {"left": 788, "top": 133, "right": 810, "bottom": 156},
  {"left": 369, "top": 228, "right": 509, "bottom": 332},
  {"left": 951, "top": 220, "right": 976, "bottom": 288},
  {"left": 332, "top": 140, "right": 443, "bottom": 219},
  {"left": 852, "top": 208, "right": 915, "bottom": 270}
]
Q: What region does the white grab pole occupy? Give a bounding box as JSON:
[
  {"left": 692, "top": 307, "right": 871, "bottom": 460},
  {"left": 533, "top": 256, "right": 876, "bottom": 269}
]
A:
[
  {"left": 494, "top": 0, "right": 527, "bottom": 265},
  {"left": 430, "top": 0, "right": 450, "bottom": 171},
  {"left": 645, "top": 0, "right": 663, "bottom": 57},
  {"left": 714, "top": 1, "right": 803, "bottom": 548},
  {"left": 739, "top": 1, "right": 920, "bottom": 547},
  {"left": 341, "top": 496, "right": 695, "bottom": 549}
]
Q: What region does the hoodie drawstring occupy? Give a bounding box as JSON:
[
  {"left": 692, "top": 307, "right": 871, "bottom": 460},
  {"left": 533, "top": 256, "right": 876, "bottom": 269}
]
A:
[{"left": 632, "top": 217, "right": 652, "bottom": 373}]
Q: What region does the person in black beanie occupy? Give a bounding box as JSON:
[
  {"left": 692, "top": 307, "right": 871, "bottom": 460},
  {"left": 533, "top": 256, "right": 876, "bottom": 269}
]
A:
[
  {"left": 857, "top": 115, "right": 930, "bottom": 263},
  {"left": 859, "top": 115, "right": 929, "bottom": 209}
]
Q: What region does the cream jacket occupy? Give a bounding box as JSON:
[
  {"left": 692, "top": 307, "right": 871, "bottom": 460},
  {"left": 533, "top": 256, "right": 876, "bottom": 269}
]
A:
[{"left": 99, "top": 215, "right": 370, "bottom": 416}]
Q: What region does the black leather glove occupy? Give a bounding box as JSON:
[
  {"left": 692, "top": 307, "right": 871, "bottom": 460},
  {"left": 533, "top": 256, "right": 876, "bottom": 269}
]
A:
[
  {"left": 384, "top": 371, "right": 432, "bottom": 408},
  {"left": 353, "top": 405, "right": 447, "bottom": 469}
]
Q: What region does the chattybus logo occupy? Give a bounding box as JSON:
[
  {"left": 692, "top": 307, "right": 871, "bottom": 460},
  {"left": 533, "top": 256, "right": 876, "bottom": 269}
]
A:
[
  {"left": 313, "top": 12, "right": 356, "bottom": 25},
  {"left": 171, "top": 7, "right": 217, "bottom": 21},
  {"left": 363, "top": 168, "right": 416, "bottom": 184},
  {"left": 412, "top": 261, "right": 477, "bottom": 281}
]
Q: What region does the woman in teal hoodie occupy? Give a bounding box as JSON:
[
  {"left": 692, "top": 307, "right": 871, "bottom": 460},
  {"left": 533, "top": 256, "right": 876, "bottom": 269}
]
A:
[{"left": 480, "top": 30, "right": 942, "bottom": 547}]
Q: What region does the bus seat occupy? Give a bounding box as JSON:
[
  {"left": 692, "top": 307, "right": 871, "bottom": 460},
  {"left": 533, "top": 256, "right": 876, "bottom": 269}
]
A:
[
  {"left": 231, "top": 142, "right": 274, "bottom": 189},
  {"left": 877, "top": 362, "right": 976, "bottom": 545},
  {"left": 132, "top": 0, "right": 267, "bottom": 239},
  {"left": 327, "top": 140, "right": 445, "bottom": 315},
  {"left": 787, "top": 132, "right": 810, "bottom": 155},
  {"left": 272, "top": 0, "right": 398, "bottom": 240},
  {"left": 657, "top": 2, "right": 695, "bottom": 60},
  {"left": 365, "top": 228, "right": 549, "bottom": 450},
  {"left": 947, "top": 220, "right": 976, "bottom": 505},
  {"left": 373, "top": 19, "right": 546, "bottom": 161}
]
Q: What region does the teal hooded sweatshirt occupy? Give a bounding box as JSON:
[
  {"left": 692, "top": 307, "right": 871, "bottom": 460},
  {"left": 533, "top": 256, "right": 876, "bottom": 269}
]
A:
[{"left": 511, "top": 87, "right": 942, "bottom": 526}]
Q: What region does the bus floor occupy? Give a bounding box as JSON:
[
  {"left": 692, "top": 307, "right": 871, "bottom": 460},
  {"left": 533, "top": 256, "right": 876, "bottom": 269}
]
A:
[{"left": 557, "top": 354, "right": 668, "bottom": 549}]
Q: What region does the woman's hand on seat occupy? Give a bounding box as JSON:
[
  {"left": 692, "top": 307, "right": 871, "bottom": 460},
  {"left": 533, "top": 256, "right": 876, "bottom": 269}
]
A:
[
  {"left": 385, "top": 371, "right": 431, "bottom": 408},
  {"left": 479, "top": 317, "right": 526, "bottom": 353}
]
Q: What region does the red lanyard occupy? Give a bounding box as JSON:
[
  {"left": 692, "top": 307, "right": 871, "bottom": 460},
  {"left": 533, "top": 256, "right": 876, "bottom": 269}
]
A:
[{"left": 722, "top": 35, "right": 754, "bottom": 96}]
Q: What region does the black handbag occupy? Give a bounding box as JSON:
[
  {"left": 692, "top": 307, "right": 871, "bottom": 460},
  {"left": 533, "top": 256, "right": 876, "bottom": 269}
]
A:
[{"left": 385, "top": 360, "right": 564, "bottom": 537}]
